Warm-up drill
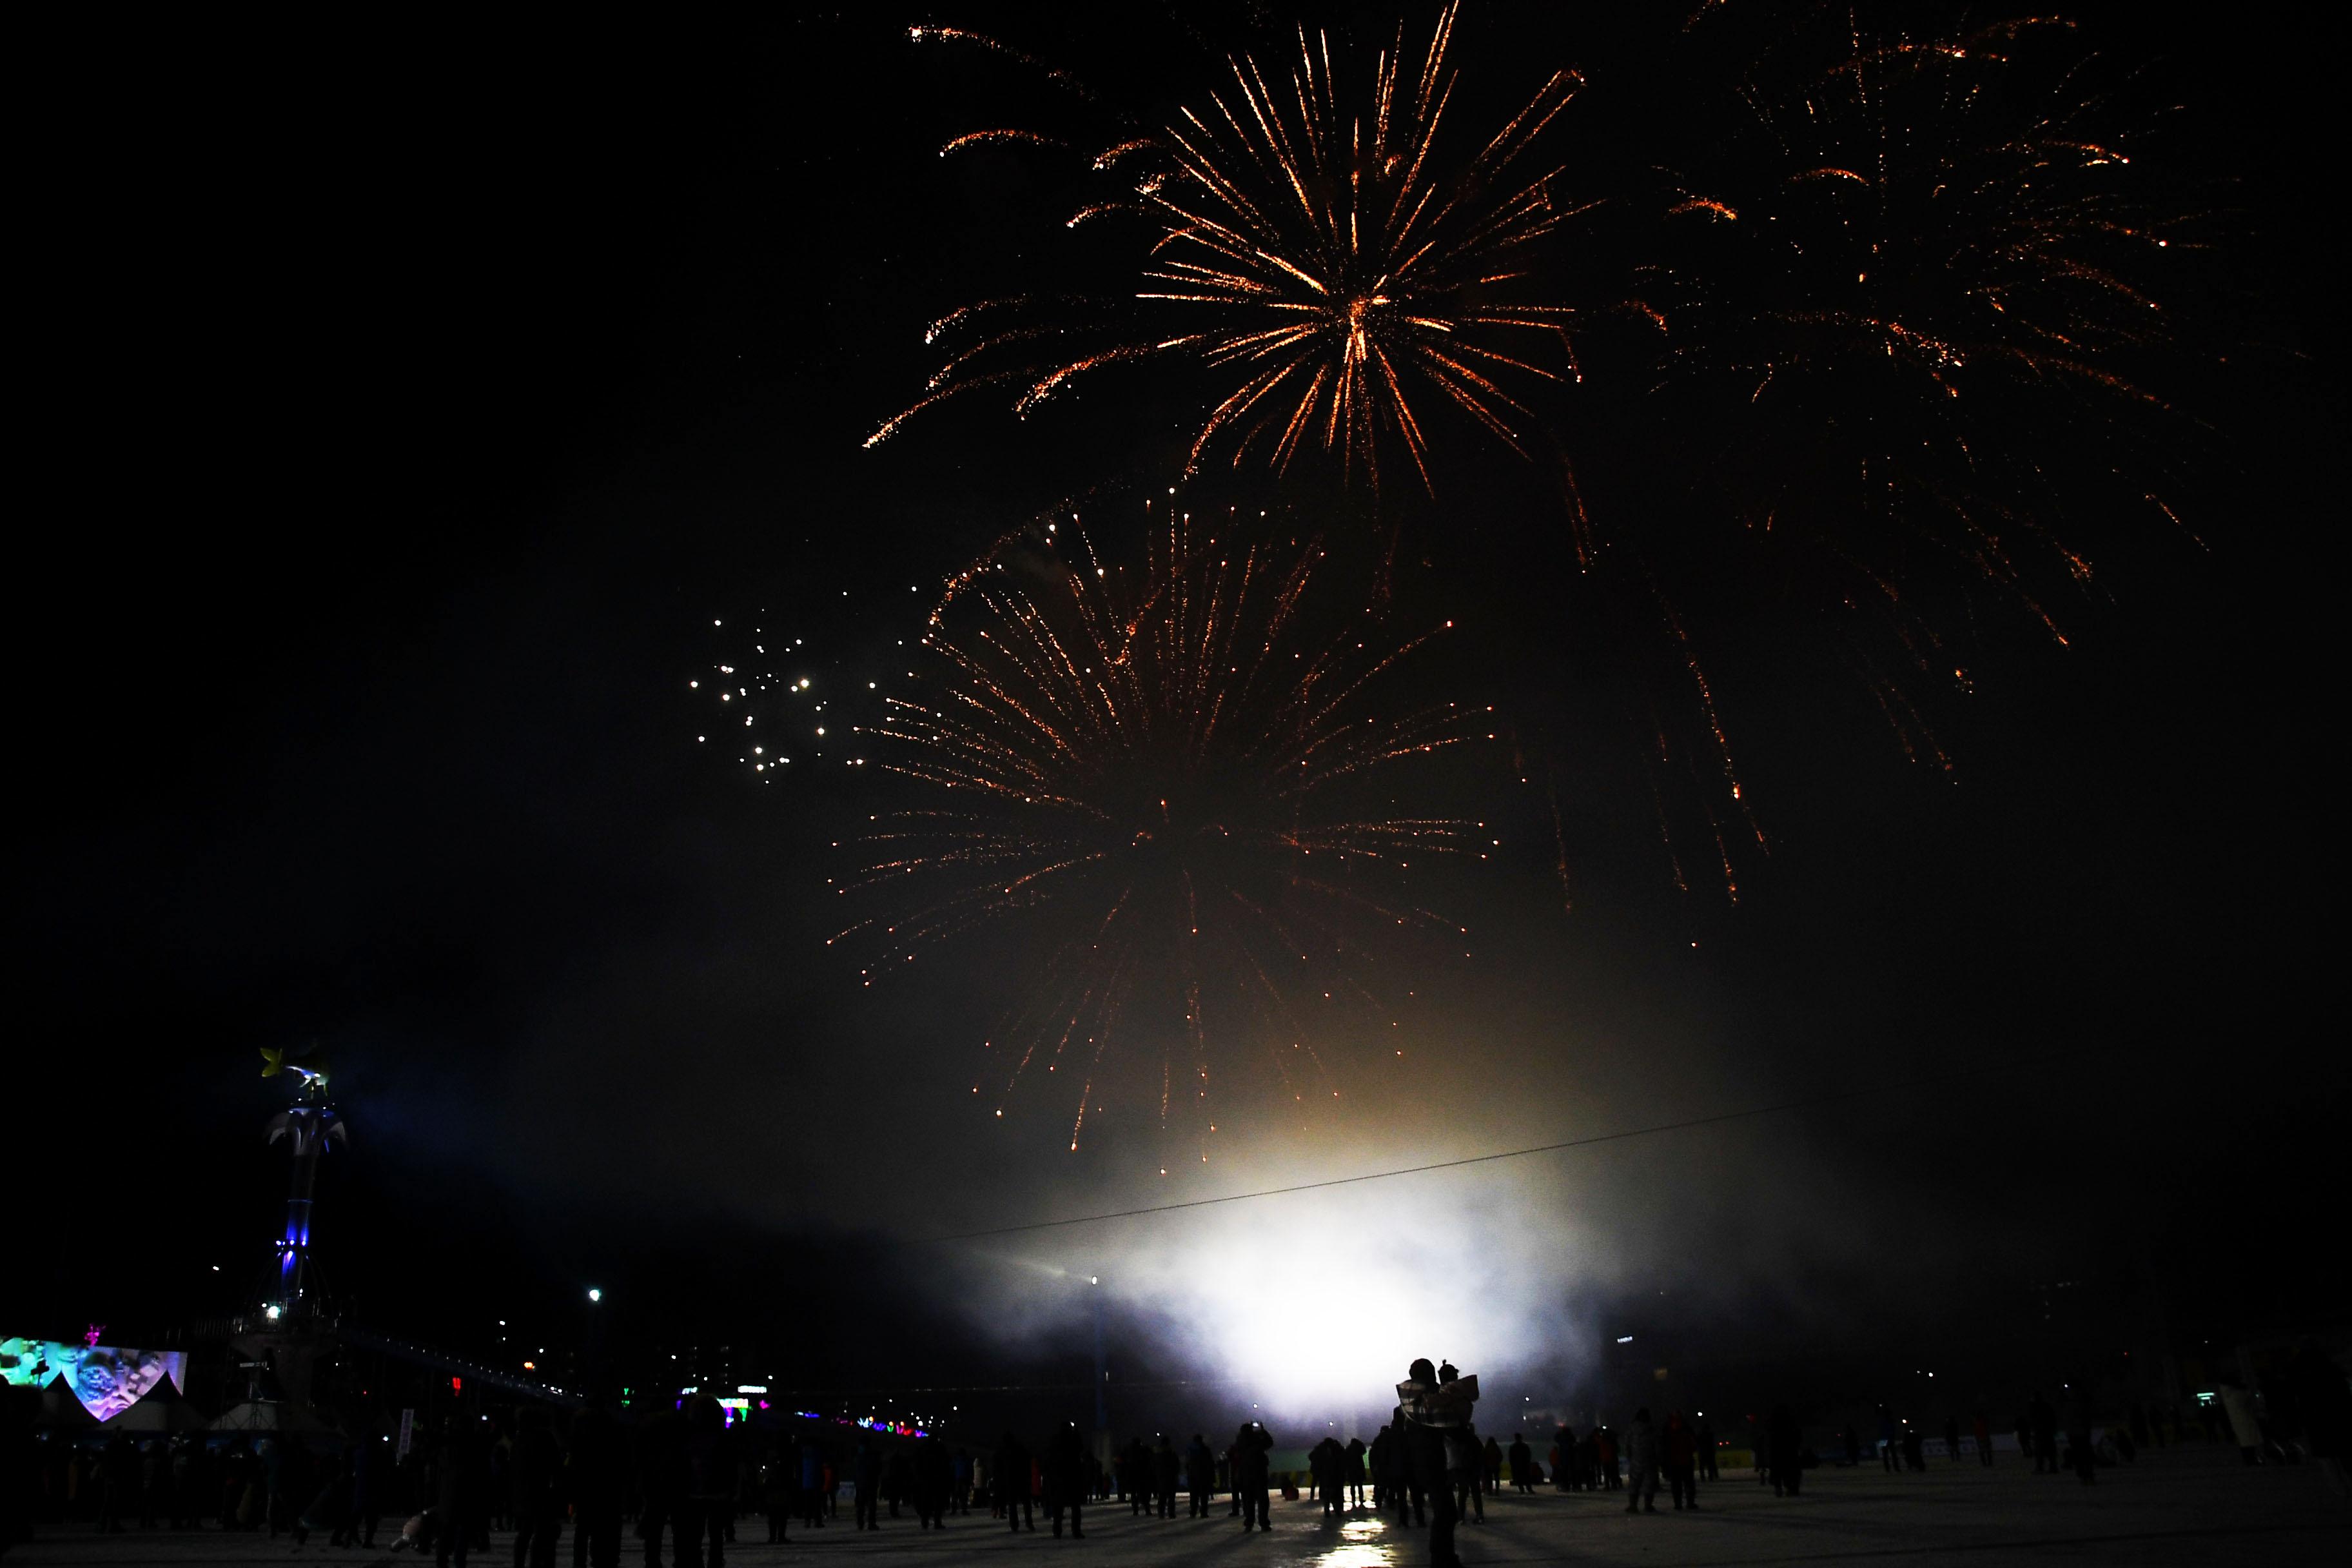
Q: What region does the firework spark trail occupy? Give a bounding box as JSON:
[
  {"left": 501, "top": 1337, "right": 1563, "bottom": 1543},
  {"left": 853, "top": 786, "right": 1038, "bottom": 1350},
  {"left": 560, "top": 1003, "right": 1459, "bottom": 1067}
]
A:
[
  {"left": 1545, "top": 763, "right": 1573, "bottom": 914},
  {"left": 908, "top": 24, "right": 1095, "bottom": 101},
  {"left": 1643, "top": 710, "right": 1692, "bottom": 897},
  {"left": 1638, "top": 580, "right": 1765, "bottom": 852},
  {"left": 882, "top": 3, "right": 1591, "bottom": 491},
  {"left": 1865, "top": 672, "right": 1954, "bottom": 774},
  {"left": 1658, "top": 10, "right": 2200, "bottom": 647},
  {"left": 939, "top": 128, "right": 1069, "bottom": 156},
  {"left": 841, "top": 502, "right": 1485, "bottom": 1151}
]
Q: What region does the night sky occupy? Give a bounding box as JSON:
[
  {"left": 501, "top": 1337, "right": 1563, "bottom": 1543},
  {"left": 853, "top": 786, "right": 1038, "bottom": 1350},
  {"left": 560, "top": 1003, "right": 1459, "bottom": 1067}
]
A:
[{"left": 14, "top": 3, "right": 2339, "bottom": 1433}]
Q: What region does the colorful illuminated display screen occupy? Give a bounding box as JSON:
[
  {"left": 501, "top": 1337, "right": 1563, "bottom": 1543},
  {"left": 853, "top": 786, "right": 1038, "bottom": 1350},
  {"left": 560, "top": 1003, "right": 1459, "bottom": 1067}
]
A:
[{"left": 1, "top": 1338, "right": 189, "bottom": 1422}]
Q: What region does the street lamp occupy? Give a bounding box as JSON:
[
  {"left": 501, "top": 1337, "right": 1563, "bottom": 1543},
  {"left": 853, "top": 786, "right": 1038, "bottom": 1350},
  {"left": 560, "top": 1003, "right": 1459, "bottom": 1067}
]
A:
[{"left": 588, "top": 1288, "right": 602, "bottom": 1303}]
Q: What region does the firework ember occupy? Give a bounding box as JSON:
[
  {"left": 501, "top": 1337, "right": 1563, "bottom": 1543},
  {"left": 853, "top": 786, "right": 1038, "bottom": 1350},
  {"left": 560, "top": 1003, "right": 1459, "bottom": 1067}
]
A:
[
  {"left": 836, "top": 502, "right": 1493, "bottom": 1153},
  {"left": 1652, "top": 11, "right": 2200, "bottom": 657}
]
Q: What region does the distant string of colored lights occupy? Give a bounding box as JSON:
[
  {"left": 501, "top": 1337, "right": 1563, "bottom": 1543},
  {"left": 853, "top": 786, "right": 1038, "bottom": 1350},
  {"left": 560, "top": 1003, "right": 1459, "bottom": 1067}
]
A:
[{"left": 928, "top": 1044, "right": 2120, "bottom": 1243}]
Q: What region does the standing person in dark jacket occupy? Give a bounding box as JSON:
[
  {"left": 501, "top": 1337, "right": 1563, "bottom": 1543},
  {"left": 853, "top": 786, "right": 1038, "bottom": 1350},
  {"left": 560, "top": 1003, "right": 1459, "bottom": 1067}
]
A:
[
  {"left": 2281, "top": 1340, "right": 2349, "bottom": 1494},
  {"left": 2028, "top": 1393, "right": 2059, "bottom": 1474},
  {"left": 568, "top": 1409, "right": 626, "bottom": 1568},
  {"left": 1694, "top": 1419, "right": 1719, "bottom": 1481},
  {"left": 167, "top": 1434, "right": 199, "bottom": 1529},
  {"left": 1662, "top": 1414, "right": 1698, "bottom": 1509},
  {"left": 1153, "top": 1433, "right": 1179, "bottom": 1519},
  {"left": 2285, "top": 1340, "right": 2350, "bottom": 1493},
  {"left": 1119, "top": 1439, "right": 1147, "bottom": 1514},
  {"left": 994, "top": 1435, "right": 1032, "bottom": 1532},
  {"left": 850, "top": 1436, "right": 881, "bottom": 1531},
  {"left": 510, "top": 1409, "right": 565, "bottom": 1568},
  {"left": 795, "top": 1437, "right": 825, "bottom": 1531},
  {"left": 1449, "top": 1423, "right": 1483, "bottom": 1523},
  {"left": 97, "top": 1434, "right": 135, "bottom": 1534},
  {"left": 1767, "top": 1406, "right": 1804, "bottom": 1498},
  {"left": 2066, "top": 1395, "right": 2097, "bottom": 1485},
  {"left": 1623, "top": 1410, "right": 1660, "bottom": 1514},
  {"left": 219, "top": 1438, "right": 250, "bottom": 1531},
  {"left": 291, "top": 1449, "right": 348, "bottom": 1545},
  {"left": 319, "top": 1442, "right": 358, "bottom": 1546},
  {"left": 1235, "top": 1422, "right": 1273, "bottom": 1532},
  {"left": 1400, "top": 1406, "right": 1433, "bottom": 1524},
  {"left": 914, "top": 1435, "right": 952, "bottom": 1530},
  {"left": 1507, "top": 1434, "right": 1533, "bottom": 1493},
  {"left": 1395, "top": 1362, "right": 1459, "bottom": 1568},
  {"left": 1186, "top": 1434, "right": 1217, "bottom": 1516},
  {"left": 673, "top": 1398, "right": 734, "bottom": 1568},
  {"left": 1972, "top": 1411, "right": 1994, "bottom": 1467},
  {"left": 758, "top": 1442, "right": 792, "bottom": 1544},
  {"left": 434, "top": 1417, "right": 489, "bottom": 1568},
  {"left": 636, "top": 1407, "right": 683, "bottom": 1568},
  {"left": 139, "top": 1438, "right": 168, "bottom": 1529},
  {"left": 1045, "top": 1422, "right": 1087, "bottom": 1538},
  {"left": 883, "top": 1446, "right": 912, "bottom": 1521},
  {"left": 348, "top": 1433, "right": 383, "bottom": 1548},
  {"left": 1346, "top": 1435, "right": 1368, "bottom": 1507},
  {"left": 1483, "top": 1434, "right": 1505, "bottom": 1496},
  {"left": 1310, "top": 1438, "right": 1347, "bottom": 1518}
]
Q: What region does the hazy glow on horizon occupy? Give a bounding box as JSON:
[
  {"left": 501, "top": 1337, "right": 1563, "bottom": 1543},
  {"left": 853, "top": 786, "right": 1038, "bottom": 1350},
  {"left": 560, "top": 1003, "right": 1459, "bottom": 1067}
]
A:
[{"left": 974, "top": 1171, "right": 1585, "bottom": 1418}]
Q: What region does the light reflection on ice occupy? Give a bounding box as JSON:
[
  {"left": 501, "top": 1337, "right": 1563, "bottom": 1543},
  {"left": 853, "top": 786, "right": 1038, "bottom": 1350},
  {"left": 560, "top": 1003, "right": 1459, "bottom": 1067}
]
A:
[{"left": 1315, "top": 1514, "right": 1395, "bottom": 1566}]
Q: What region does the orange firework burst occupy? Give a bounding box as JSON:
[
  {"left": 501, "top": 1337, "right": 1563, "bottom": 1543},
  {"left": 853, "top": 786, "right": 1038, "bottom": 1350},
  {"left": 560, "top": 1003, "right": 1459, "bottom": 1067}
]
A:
[
  {"left": 834, "top": 502, "right": 1491, "bottom": 1153},
  {"left": 877, "top": 5, "right": 1590, "bottom": 491}
]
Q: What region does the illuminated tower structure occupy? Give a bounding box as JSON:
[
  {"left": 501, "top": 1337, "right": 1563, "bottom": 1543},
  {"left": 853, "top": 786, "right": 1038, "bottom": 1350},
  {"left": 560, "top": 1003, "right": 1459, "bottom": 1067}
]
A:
[{"left": 260, "top": 1047, "right": 347, "bottom": 1321}]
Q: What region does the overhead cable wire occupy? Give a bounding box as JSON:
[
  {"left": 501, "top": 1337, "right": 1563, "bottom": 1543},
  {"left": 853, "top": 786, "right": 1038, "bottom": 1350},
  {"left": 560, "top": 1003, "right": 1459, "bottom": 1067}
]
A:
[{"left": 928, "top": 1043, "right": 2115, "bottom": 1243}]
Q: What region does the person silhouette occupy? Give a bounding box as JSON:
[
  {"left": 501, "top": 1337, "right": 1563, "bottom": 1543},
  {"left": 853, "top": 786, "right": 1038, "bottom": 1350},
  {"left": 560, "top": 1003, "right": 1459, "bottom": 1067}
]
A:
[
  {"left": 1046, "top": 1422, "right": 1086, "bottom": 1538},
  {"left": 1154, "top": 1433, "right": 1179, "bottom": 1518},
  {"left": 1398, "top": 1358, "right": 1463, "bottom": 1568},
  {"left": 994, "top": 1433, "right": 1032, "bottom": 1531},
  {"left": 1234, "top": 1422, "right": 1273, "bottom": 1531},
  {"left": 1623, "top": 1409, "right": 1660, "bottom": 1513},
  {"left": 1186, "top": 1433, "right": 1216, "bottom": 1516}
]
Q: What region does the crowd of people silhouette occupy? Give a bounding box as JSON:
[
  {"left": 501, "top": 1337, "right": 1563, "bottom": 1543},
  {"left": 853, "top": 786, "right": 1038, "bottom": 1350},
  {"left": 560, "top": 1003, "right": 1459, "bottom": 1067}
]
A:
[{"left": 8, "top": 1343, "right": 2346, "bottom": 1565}]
